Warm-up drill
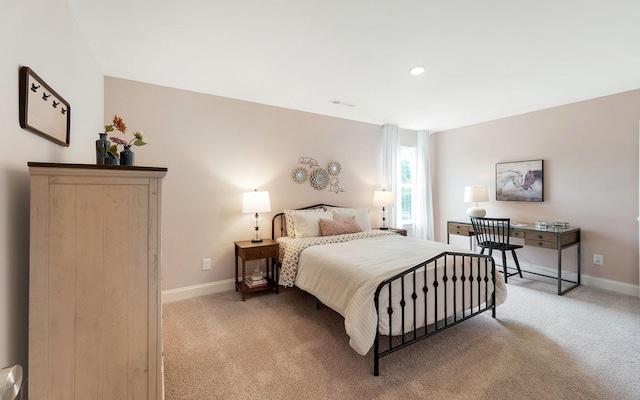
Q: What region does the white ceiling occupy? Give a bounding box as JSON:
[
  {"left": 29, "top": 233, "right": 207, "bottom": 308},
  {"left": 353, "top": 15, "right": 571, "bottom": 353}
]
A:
[{"left": 66, "top": 0, "right": 640, "bottom": 132}]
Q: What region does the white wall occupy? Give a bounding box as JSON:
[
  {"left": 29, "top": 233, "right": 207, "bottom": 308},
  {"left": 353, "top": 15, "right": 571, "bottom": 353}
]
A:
[
  {"left": 0, "top": 0, "right": 103, "bottom": 371},
  {"left": 104, "top": 77, "right": 384, "bottom": 295},
  {"left": 433, "top": 89, "right": 640, "bottom": 291}
]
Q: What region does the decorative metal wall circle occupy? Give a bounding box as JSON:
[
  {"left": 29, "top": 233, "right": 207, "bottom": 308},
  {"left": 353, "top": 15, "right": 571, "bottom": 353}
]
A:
[
  {"left": 293, "top": 157, "right": 344, "bottom": 193},
  {"left": 328, "top": 161, "right": 341, "bottom": 176},
  {"left": 292, "top": 167, "right": 308, "bottom": 184},
  {"left": 310, "top": 168, "right": 329, "bottom": 190}
]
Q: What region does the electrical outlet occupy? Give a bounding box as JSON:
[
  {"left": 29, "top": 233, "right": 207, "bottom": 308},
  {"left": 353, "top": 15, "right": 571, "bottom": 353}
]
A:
[
  {"left": 202, "top": 258, "right": 211, "bottom": 270},
  {"left": 593, "top": 254, "right": 603, "bottom": 266}
]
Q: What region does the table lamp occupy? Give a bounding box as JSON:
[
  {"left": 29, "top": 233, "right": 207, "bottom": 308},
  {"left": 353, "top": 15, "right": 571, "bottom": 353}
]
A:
[
  {"left": 464, "top": 185, "right": 489, "bottom": 217},
  {"left": 242, "top": 189, "right": 271, "bottom": 242},
  {"left": 373, "top": 190, "right": 394, "bottom": 229}
]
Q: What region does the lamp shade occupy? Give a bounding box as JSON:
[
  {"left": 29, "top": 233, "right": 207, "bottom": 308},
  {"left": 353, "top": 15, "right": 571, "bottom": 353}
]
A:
[
  {"left": 463, "top": 185, "right": 489, "bottom": 203},
  {"left": 242, "top": 190, "right": 271, "bottom": 214},
  {"left": 373, "top": 190, "right": 394, "bottom": 207}
]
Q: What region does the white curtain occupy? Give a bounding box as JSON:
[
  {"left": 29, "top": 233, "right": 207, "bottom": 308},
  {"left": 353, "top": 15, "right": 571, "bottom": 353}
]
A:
[
  {"left": 382, "top": 124, "right": 400, "bottom": 227},
  {"left": 414, "top": 130, "right": 434, "bottom": 240}
]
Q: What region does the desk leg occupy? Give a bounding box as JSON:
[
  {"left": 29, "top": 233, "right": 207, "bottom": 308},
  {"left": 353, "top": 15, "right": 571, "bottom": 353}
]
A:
[
  {"left": 557, "top": 237, "right": 562, "bottom": 295},
  {"left": 577, "top": 241, "right": 581, "bottom": 285},
  {"left": 557, "top": 239, "right": 581, "bottom": 296}
]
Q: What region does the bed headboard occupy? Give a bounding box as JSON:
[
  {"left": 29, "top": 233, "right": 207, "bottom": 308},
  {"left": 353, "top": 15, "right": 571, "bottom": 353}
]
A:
[{"left": 271, "top": 204, "right": 342, "bottom": 239}]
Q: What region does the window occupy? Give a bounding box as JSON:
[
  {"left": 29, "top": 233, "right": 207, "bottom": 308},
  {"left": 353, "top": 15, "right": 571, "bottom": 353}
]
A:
[{"left": 400, "top": 146, "right": 416, "bottom": 225}]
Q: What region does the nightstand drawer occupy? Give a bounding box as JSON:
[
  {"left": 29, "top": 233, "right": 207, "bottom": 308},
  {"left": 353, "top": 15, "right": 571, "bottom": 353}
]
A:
[{"left": 245, "top": 245, "right": 278, "bottom": 260}]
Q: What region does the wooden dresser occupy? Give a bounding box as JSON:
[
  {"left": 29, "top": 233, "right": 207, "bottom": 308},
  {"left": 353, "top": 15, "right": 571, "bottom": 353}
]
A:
[{"left": 28, "top": 163, "right": 167, "bottom": 399}]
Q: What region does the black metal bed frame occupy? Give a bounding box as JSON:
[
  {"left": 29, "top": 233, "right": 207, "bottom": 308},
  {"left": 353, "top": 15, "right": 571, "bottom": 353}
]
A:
[
  {"left": 272, "top": 204, "right": 497, "bottom": 376},
  {"left": 373, "top": 251, "right": 496, "bottom": 376}
]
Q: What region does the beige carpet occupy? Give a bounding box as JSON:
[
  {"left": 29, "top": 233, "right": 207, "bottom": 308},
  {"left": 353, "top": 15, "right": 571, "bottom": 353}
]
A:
[{"left": 162, "top": 279, "right": 640, "bottom": 400}]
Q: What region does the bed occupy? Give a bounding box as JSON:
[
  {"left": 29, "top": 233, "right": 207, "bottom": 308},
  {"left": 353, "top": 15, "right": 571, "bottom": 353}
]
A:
[{"left": 272, "top": 204, "right": 507, "bottom": 375}]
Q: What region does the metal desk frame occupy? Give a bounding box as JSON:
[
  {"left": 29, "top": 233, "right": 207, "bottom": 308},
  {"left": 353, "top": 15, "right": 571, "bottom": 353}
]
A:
[{"left": 447, "top": 219, "right": 581, "bottom": 295}]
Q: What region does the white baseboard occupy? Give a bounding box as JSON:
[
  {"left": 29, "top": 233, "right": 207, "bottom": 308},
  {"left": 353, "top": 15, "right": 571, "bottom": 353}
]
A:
[
  {"left": 162, "top": 279, "right": 235, "bottom": 303},
  {"left": 161, "top": 266, "right": 639, "bottom": 304},
  {"left": 580, "top": 275, "right": 639, "bottom": 297},
  {"left": 503, "top": 261, "right": 639, "bottom": 297}
]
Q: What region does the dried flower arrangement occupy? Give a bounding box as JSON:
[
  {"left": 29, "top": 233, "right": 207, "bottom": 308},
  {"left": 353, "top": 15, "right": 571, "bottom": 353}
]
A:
[{"left": 103, "top": 115, "right": 147, "bottom": 159}]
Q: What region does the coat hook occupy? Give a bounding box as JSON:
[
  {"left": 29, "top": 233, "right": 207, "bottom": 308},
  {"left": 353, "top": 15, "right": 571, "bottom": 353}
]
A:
[
  {"left": 52, "top": 100, "right": 59, "bottom": 108},
  {"left": 61, "top": 107, "right": 67, "bottom": 114},
  {"left": 42, "top": 92, "right": 51, "bottom": 101},
  {"left": 30, "top": 83, "right": 40, "bottom": 92}
]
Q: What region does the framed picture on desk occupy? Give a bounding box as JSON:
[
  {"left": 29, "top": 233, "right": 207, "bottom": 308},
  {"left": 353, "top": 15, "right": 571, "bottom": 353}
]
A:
[{"left": 496, "top": 159, "right": 543, "bottom": 202}]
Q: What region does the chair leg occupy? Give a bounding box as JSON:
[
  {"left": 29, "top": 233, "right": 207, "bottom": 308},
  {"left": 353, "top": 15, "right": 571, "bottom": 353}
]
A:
[
  {"left": 512, "top": 250, "right": 523, "bottom": 278},
  {"left": 501, "top": 251, "right": 508, "bottom": 284}
]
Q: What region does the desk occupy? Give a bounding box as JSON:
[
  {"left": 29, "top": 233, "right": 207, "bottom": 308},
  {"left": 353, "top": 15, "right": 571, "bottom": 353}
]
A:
[{"left": 447, "top": 219, "right": 581, "bottom": 295}]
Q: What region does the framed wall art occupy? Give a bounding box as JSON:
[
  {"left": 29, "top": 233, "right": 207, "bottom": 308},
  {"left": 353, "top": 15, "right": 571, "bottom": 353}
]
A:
[
  {"left": 496, "top": 159, "right": 543, "bottom": 202},
  {"left": 19, "top": 66, "right": 71, "bottom": 146}
]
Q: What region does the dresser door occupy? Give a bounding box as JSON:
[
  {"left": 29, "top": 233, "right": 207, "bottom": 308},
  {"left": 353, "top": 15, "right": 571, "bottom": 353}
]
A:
[{"left": 29, "top": 170, "right": 163, "bottom": 399}]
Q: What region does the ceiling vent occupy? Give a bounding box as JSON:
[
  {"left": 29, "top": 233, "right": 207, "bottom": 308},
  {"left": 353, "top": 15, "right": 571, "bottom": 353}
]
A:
[{"left": 329, "top": 99, "right": 356, "bottom": 108}]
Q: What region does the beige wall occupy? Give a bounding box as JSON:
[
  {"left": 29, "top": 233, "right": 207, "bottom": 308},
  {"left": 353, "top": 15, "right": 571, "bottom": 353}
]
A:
[
  {"left": 433, "top": 90, "right": 640, "bottom": 290},
  {"left": 0, "top": 0, "right": 103, "bottom": 370},
  {"left": 104, "top": 77, "right": 384, "bottom": 292},
  {"left": 107, "top": 78, "right": 640, "bottom": 297}
]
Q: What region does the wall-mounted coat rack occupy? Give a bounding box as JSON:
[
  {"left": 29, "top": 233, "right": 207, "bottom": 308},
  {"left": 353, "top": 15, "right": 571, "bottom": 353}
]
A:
[{"left": 19, "top": 66, "right": 71, "bottom": 146}]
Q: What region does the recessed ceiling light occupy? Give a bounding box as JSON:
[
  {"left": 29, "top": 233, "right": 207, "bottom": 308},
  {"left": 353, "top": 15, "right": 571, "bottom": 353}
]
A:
[
  {"left": 329, "top": 99, "right": 356, "bottom": 107},
  {"left": 410, "top": 66, "right": 426, "bottom": 75}
]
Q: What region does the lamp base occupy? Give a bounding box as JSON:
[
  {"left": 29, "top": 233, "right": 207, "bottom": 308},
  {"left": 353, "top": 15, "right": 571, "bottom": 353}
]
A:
[
  {"left": 466, "top": 206, "right": 486, "bottom": 218},
  {"left": 251, "top": 238, "right": 263, "bottom": 243},
  {"left": 379, "top": 227, "right": 389, "bottom": 230}
]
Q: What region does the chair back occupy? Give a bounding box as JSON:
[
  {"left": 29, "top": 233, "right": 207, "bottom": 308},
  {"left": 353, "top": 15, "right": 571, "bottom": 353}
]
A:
[{"left": 470, "top": 217, "right": 512, "bottom": 247}]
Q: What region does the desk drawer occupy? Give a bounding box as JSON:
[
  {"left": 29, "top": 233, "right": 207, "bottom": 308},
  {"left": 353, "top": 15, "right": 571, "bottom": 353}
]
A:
[
  {"left": 510, "top": 230, "right": 525, "bottom": 239},
  {"left": 448, "top": 223, "right": 472, "bottom": 236},
  {"left": 525, "top": 232, "right": 557, "bottom": 249},
  {"left": 245, "top": 245, "right": 278, "bottom": 260}
]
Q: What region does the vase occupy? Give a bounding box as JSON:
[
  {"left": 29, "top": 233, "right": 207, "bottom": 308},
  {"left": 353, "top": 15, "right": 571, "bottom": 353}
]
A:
[
  {"left": 103, "top": 155, "right": 119, "bottom": 165},
  {"left": 120, "top": 145, "right": 135, "bottom": 166},
  {"left": 95, "top": 133, "right": 110, "bottom": 165}
]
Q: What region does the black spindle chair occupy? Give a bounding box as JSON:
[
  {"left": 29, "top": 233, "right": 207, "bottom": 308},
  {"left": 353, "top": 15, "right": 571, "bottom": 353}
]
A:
[{"left": 470, "top": 217, "right": 523, "bottom": 283}]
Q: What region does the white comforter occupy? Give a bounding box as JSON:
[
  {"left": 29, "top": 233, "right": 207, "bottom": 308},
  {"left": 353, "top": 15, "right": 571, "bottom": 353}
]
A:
[{"left": 287, "top": 234, "right": 507, "bottom": 355}]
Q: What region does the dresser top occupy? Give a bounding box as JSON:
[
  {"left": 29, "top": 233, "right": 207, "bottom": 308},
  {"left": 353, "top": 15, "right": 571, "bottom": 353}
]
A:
[{"left": 28, "top": 162, "right": 167, "bottom": 172}]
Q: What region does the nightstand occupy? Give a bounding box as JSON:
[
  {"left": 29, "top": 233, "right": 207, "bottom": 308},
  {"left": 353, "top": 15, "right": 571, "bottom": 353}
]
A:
[
  {"left": 377, "top": 227, "right": 407, "bottom": 236},
  {"left": 234, "top": 239, "right": 279, "bottom": 301}
]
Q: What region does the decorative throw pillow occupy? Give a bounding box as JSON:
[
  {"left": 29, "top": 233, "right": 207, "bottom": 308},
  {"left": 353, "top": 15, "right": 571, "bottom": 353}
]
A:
[
  {"left": 319, "top": 217, "right": 363, "bottom": 236},
  {"left": 291, "top": 211, "right": 334, "bottom": 238},
  {"left": 330, "top": 207, "right": 372, "bottom": 231},
  {"left": 284, "top": 208, "right": 325, "bottom": 237}
]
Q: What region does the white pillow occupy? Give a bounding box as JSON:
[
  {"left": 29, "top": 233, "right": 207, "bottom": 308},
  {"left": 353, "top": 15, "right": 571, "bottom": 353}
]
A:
[
  {"left": 284, "top": 208, "right": 325, "bottom": 237},
  {"left": 291, "top": 211, "right": 334, "bottom": 238},
  {"left": 330, "top": 207, "right": 371, "bottom": 231}
]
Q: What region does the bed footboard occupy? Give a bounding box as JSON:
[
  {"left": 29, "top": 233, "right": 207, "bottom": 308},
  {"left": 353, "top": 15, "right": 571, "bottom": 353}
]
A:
[{"left": 373, "top": 251, "right": 496, "bottom": 376}]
